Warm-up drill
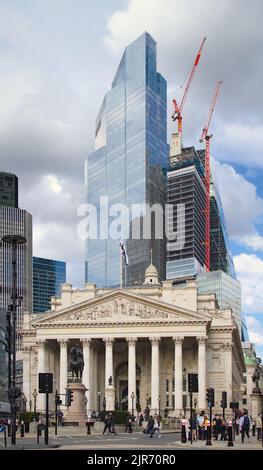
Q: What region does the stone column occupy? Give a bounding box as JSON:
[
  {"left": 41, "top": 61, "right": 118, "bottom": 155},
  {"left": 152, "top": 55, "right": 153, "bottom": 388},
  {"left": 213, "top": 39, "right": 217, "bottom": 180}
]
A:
[
  {"left": 22, "top": 346, "right": 31, "bottom": 408},
  {"left": 37, "top": 339, "right": 46, "bottom": 412},
  {"left": 81, "top": 338, "right": 92, "bottom": 415},
  {"left": 127, "top": 337, "right": 137, "bottom": 413},
  {"left": 150, "top": 337, "right": 160, "bottom": 413},
  {"left": 103, "top": 338, "right": 115, "bottom": 410},
  {"left": 197, "top": 336, "right": 207, "bottom": 411},
  {"left": 58, "top": 339, "right": 68, "bottom": 411},
  {"left": 92, "top": 346, "right": 98, "bottom": 411},
  {"left": 173, "top": 336, "right": 184, "bottom": 414},
  {"left": 224, "top": 342, "right": 233, "bottom": 404}
]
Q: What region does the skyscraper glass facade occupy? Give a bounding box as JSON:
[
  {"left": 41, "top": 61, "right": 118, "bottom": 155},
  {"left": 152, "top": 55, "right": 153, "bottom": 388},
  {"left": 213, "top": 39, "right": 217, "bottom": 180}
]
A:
[
  {"left": 33, "top": 257, "right": 66, "bottom": 312},
  {"left": 0, "top": 207, "right": 32, "bottom": 350},
  {"left": 197, "top": 270, "right": 248, "bottom": 341},
  {"left": 85, "top": 33, "right": 168, "bottom": 287},
  {"left": 0, "top": 172, "right": 18, "bottom": 208}
]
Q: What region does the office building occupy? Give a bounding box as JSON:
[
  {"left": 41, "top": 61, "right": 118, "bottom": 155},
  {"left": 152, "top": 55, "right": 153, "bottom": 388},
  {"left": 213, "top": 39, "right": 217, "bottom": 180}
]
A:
[
  {"left": 33, "top": 257, "right": 66, "bottom": 313},
  {"left": 0, "top": 172, "right": 18, "bottom": 208},
  {"left": 197, "top": 269, "right": 248, "bottom": 340},
  {"left": 85, "top": 32, "right": 168, "bottom": 287},
  {"left": 166, "top": 136, "right": 206, "bottom": 279}
]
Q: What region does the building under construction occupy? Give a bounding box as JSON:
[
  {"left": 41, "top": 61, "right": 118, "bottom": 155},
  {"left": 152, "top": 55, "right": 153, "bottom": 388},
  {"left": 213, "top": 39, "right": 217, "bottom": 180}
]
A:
[
  {"left": 166, "top": 133, "right": 235, "bottom": 280},
  {"left": 166, "top": 134, "right": 206, "bottom": 279}
]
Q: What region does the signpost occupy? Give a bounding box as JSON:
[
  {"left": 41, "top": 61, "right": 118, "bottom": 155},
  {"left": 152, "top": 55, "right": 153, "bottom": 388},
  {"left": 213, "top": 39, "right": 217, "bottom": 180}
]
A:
[{"left": 38, "top": 373, "right": 53, "bottom": 445}]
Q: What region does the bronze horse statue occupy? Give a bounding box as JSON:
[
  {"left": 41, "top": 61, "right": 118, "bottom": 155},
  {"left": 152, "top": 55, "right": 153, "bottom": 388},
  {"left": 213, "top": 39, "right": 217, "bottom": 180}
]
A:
[{"left": 69, "top": 346, "right": 84, "bottom": 381}]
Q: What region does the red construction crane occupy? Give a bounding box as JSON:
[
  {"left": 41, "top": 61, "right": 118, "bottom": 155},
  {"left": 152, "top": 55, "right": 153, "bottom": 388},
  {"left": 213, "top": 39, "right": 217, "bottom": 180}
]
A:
[
  {"left": 172, "top": 37, "right": 206, "bottom": 139},
  {"left": 200, "top": 80, "right": 223, "bottom": 272}
]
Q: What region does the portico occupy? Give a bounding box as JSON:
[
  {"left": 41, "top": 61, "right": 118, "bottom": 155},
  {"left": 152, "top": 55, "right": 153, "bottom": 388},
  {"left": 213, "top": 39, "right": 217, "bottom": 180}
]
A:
[{"left": 22, "top": 274, "right": 245, "bottom": 420}]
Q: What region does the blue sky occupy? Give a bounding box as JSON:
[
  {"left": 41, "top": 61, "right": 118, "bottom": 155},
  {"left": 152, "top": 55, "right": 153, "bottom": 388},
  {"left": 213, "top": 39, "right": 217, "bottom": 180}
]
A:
[{"left": 0, "top": 0, "right": 262, "bottom": 357}]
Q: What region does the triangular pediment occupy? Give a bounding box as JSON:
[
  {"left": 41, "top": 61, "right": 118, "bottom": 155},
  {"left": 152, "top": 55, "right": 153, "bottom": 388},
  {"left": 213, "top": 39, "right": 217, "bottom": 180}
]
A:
[{"left": 32, "top": 290, "right": 211, "bottom": 326}]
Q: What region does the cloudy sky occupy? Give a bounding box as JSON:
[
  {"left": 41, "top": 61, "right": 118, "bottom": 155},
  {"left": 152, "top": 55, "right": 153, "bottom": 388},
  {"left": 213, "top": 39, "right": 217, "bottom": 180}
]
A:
[{"left": 0, "top": 0, "right": 263, "bottom": 357}]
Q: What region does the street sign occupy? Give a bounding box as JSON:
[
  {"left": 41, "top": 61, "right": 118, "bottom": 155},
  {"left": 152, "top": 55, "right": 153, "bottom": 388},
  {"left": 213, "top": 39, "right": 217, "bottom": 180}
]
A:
[{"left": 38, "top": 373, "right": 53, "bottom": 394}]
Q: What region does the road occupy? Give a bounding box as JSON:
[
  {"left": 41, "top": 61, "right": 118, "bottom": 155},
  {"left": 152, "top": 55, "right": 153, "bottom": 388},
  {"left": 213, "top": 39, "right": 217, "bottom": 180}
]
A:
[{"left": 0, "top": 430, "right": 262, "bottom": 450}]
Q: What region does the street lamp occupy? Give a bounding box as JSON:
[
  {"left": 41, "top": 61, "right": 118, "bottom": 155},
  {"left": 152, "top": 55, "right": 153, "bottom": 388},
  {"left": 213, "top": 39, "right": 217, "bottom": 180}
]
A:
[
  {"left": 33, "top": 389, "right": 38, "bottom": 415},
  {"left": 1, "top": 234, "right": 27, "bottom": 446},
  {"left": 97, "top": 392, "right": 101, "bottom": 417},
  {"left": 131, "top": 392, "right": 135, "bottom": 419},
  {"left": 194, "top": 398, "right": 197, "bottom": 411},
  {"left": 158, "top": 396, "right": 161, "bottom": 417},
  {"left": 103, "top": 397, "right": 106, "bottom": 411}
]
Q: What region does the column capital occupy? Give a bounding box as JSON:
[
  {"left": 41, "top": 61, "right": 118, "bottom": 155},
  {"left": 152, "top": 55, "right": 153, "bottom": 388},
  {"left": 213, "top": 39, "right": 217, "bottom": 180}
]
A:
[
  {"left": 22, "top": 345, "right": 31, "bottom": 354},
  {"left": 149, "top": 337, "right": 161, "bottom": 345},
  {"left": 80, "top": 337, "right": 92, "bottom": 346},
  {"left": 196, "top": 336, "right": 208, "bottom": 344},
  {"left": 173, "top": 336, "right": 184, "bottom": 344},
  {"left": 103, "top": 337, "right": 115, "bottom": 346},
  {"left": 57, "top": 338, "right": 68, "bottom": 346},
  {"left": 127, "top": 337, "right": 137, "bottom": 346},
  {"left": 36, "top": 339, "right": 46, "bottom": 347}
]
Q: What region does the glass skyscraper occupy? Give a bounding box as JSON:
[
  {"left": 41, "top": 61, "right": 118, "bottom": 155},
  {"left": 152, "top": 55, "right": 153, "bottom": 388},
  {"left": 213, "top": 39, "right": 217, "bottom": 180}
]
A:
[
  {"left": 33, "top": 257, "right": 66, "bottom": 312},
  {"left": 85, "top": 33, "right": 168, "bottom": 287}
]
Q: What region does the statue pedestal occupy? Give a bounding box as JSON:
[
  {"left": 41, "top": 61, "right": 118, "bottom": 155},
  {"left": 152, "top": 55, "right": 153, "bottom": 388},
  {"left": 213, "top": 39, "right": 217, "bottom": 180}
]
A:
[
  {"left": 105, "top": 386, "right": 115, "bottom": 411},
  {"left": 64, "top": 383, "right": 87, "bottom": 425},
  {"left": 250, "top": 389, "right": 263, "bottom": 420}
]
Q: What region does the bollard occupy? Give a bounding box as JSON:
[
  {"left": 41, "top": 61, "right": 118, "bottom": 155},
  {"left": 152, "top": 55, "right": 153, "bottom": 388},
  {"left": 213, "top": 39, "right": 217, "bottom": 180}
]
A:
[
  {"left": 86, "top": 422, "right": 91, "bottom": 435},
  {"left": 7, "top": 420, "right": 11, "bottom": 437},
  {"left": 227, "top": 420, "right": 234, "bottom": 447},
  {"left": 20, "top": 420, "right": 25, "bottom": 437}
]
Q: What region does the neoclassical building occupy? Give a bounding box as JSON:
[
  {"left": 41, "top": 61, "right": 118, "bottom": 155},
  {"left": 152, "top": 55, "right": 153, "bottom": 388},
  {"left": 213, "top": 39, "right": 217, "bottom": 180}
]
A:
[{"left": 22, "top": 264, "right": 245, "bottom": 418}]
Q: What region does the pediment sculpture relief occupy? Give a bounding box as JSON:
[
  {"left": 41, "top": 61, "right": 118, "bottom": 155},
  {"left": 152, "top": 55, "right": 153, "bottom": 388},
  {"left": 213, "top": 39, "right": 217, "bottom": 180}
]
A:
[{"left": 54, "top": 298, "right": 182, "bottom": 322}]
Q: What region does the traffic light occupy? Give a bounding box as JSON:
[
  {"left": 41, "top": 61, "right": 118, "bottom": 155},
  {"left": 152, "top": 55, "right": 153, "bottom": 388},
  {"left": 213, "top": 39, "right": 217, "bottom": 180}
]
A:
[
  {"left": 66, "top": 388, "right": 73, "bottom": 407},
  {"left": 206, "top": 387, "right": 214, "bottom": 407},
  {"left": 221, "top": 391, "right": 227, "bottom": 409},
  {"left": 55, "top": 394, "right": 62, "bottom": 406}
]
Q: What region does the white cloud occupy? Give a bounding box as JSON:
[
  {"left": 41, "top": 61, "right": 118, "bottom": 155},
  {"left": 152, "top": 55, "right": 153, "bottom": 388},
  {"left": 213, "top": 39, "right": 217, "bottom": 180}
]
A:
[
  {"left": 46, "top": 175, "right": 62, "bottom": 194},
  {"left": 245, "top": 316, "right": 263, "bottom": 347},
  {"left": 213, "top": 160, "right": 263, "bottom": 250},
  {"left": 104, "top": 0, "right": 263, "bottom": 169},
  {"left": 234, "top": 253, "right": 263, "bottom": 314}
]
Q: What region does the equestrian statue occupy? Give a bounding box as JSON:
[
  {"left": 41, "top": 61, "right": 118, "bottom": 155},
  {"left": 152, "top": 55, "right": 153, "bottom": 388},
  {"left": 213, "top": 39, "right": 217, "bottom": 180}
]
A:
[{"left": 69, "top": 346, "right": 84, "bottom": 381}]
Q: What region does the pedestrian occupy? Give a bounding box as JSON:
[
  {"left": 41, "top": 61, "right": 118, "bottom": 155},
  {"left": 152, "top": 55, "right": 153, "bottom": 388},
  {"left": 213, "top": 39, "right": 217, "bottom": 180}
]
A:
[
  {"left": 239, "top": 411, "right": 251, "bottom": 443},
  {"left": 214, "top": 415, "right": 222, "bottom": 440},
  {"left": 197, "top": 411, "right": 204, "bottom": 440},
  {"left": 256, "top": 413, "right": 262, "bottom": 440},
  {"left": 149, "top": 416, "right": 161, "bottom": 438},
  {"left": 109, "top": 413, "right": 117, "bottom": 435},
  {"left": 220, "top": 416, "right": 227, "bottom": 441},
  {"left": 139, "top": 412, "right": 144, "bottom": 426},
  {"left": 57, "top": 410, "right": 64, "bottom": 428},
  {"left": 102, "top": 415, "right": 111, "bottom": 434}
]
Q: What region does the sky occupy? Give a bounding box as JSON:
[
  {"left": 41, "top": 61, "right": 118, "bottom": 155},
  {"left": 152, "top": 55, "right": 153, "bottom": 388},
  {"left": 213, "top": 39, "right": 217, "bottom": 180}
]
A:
[{"left": 0, "top": 0, "right": 263, "bottom": 357}]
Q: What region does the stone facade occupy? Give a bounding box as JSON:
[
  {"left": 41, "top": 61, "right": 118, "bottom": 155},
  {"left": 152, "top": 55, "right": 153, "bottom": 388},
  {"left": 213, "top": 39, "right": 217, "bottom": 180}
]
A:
[{"left": 22, "top": 271, "right": 245, "bottom": 420}]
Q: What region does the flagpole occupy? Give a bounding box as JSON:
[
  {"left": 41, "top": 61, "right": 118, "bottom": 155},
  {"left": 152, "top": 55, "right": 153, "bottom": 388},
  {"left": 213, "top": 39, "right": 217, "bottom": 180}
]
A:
[{"left": 120, "top": 251, "right": 123, "bottom": 288}]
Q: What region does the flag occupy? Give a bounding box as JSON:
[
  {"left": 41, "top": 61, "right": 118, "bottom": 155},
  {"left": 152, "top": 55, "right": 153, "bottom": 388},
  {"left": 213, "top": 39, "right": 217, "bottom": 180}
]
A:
[{"left": 120, "top": 239, "right": 129, "bottom": 266}]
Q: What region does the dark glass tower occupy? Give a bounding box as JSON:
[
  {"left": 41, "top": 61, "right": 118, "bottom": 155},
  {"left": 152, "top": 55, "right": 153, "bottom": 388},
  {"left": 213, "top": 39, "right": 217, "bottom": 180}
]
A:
[
  {"left": 85, "top": 33, "right": 168, "bottom": 287},
  {"left": 166, "top": 136, "right": 206, "bottom": 279},
  {"left": 0, "top": 172, "right": 18, "bottom": 208},
  {"left": 33, "top": 257, "right": 66, "bottom": 312}
]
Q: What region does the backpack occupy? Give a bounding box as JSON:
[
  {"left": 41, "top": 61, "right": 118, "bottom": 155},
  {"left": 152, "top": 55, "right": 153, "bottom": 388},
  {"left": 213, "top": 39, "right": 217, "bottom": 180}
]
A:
[{"left": 244, "top": 415, "right": 250, "bottom": 427}]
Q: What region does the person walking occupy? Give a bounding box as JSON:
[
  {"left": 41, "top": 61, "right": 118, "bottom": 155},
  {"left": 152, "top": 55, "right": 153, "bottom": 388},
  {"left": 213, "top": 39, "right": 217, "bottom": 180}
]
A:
[
  {"left": 149, "top": 416, "right": 161, "bottom": 438},
  {"left": 239, "top": 411, "right": 251, "bottom": 443},
  {"left": 102, "top": 415, "right": 111, "bottom": 434},
  {"left": 197, "top": 412, "right": 204, "bottom": 440},
  {"left": 109, "top": 413, "right": 117, "bottom": 435},
  {"left": 256, "top": 413, "right": 262, "bottom": 440},
  {"left": 214, "top": 415, "right": 222, "bottom": 441}
]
